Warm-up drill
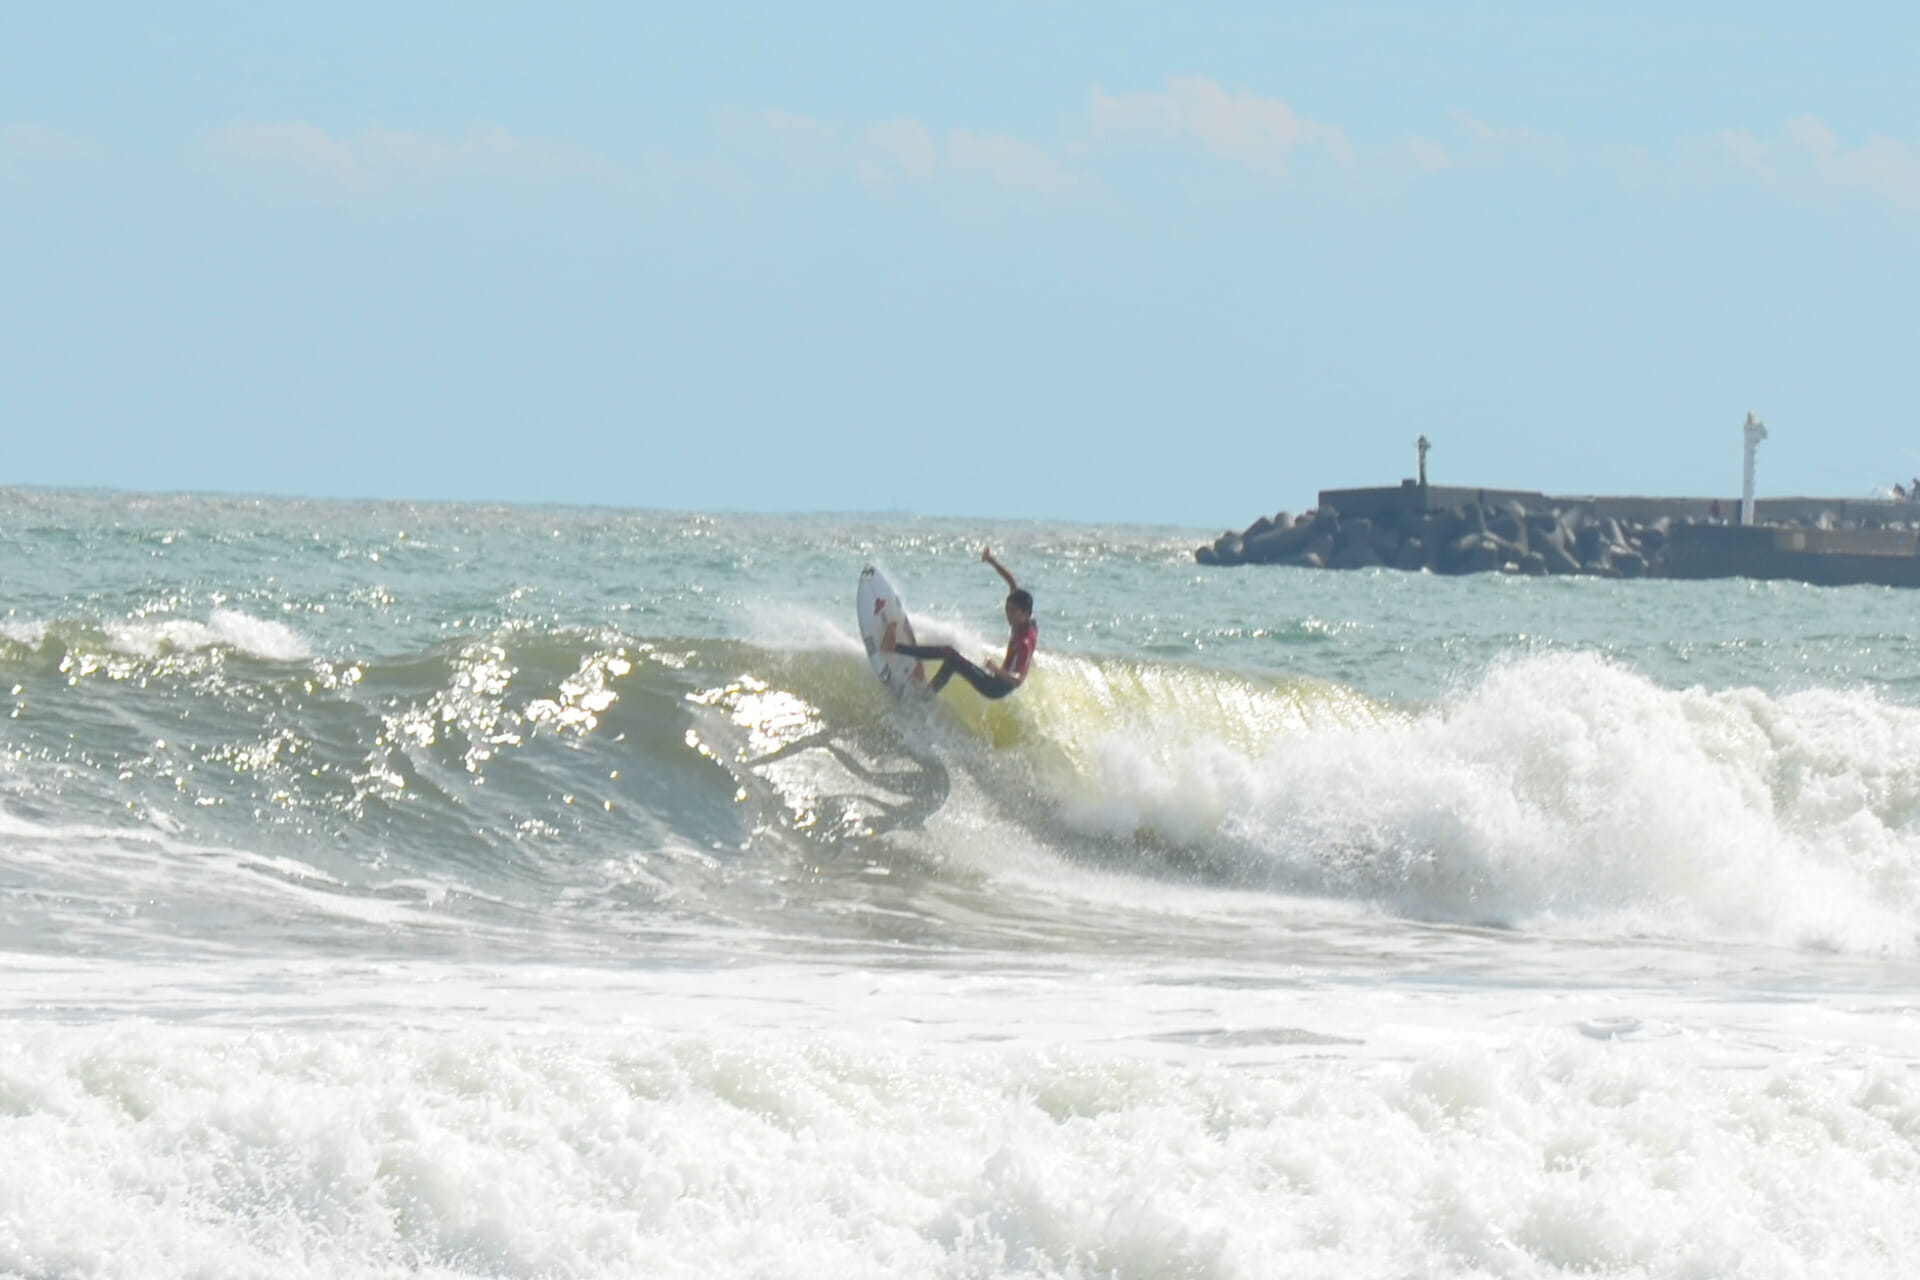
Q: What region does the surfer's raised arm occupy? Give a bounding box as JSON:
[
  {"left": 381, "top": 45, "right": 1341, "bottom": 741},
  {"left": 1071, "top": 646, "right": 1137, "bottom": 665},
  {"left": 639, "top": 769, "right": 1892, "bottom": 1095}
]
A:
[
  {"left": 981, "top": 548, "right": 1036, "bottom": 690},
  {"left": 982, "top": 546, "right": 1018, "bottom": 591}
]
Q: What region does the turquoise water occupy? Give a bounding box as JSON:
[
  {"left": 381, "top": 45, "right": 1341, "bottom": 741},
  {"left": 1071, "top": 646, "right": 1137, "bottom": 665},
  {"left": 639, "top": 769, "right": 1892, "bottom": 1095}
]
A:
[{"left": 3, "top": 488, "right": 1918, "bottom": 1277}]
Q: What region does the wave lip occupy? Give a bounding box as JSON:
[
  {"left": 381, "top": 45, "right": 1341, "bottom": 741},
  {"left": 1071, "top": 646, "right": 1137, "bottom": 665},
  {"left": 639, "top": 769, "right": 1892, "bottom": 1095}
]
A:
[
  {"left": 0, "top": 609, "right": 312, "bottom": 663},
  {"left": 104, "top": 608, "right": 312, "bottom": 662}
]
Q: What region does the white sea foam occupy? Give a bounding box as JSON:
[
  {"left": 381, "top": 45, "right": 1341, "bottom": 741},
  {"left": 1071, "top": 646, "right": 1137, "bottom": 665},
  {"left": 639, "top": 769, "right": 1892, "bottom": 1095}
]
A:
[
  {"left": 97, "top": 609, "right": 312, "bottom": 662},
  {"left": 207, "top": 607, "right": 313, "bottom": 661},
  {"left": 0, "top": 620, "right": 49, "bottom": 648},
  {"left": 1032, "top": 652, "right": 1920, "bottom": 952},
  {"left": 1, "top": 1010, "right": 1914, "bottom": 1279}
]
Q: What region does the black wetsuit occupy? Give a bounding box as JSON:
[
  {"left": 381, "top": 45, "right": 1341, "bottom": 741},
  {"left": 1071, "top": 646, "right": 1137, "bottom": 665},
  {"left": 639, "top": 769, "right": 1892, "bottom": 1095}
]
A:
[
  {"left": 894, "top": 622, "right": 1037, "bottom": 700},
  {"left": 891, "top": 644, "right": 1015, "bottom": 699}
]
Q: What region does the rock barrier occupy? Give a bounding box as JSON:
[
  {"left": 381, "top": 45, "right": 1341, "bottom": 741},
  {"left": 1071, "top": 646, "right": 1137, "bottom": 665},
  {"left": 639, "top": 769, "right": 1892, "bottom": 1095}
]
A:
[{"left": 1195, "top": 502, "right": 1678, "bottom": 578}]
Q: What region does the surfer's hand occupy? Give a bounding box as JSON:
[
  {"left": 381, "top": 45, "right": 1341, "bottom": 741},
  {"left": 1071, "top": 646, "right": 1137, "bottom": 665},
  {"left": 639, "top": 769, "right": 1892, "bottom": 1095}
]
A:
[{"left": 980, "top": 546, "right": 994, "bottom": 563}]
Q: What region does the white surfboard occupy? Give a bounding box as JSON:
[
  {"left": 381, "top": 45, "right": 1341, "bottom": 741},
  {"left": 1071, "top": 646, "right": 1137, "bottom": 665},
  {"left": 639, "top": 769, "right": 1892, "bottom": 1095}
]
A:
[{"left": 857, "top": 566, "right": 928, "bottom": 697}]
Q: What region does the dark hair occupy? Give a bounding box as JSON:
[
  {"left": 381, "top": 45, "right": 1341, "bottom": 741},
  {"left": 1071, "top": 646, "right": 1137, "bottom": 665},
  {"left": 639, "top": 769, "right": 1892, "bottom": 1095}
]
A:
[{"left": 1008, "top": 588, "right": 1033, "bottom": 614}]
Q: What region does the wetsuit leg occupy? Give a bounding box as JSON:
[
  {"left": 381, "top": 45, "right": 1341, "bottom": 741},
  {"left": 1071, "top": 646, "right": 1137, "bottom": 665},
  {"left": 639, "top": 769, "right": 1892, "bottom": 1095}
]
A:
[{"left": 891, "top": 643, "right": 1015, "bottom": 699}]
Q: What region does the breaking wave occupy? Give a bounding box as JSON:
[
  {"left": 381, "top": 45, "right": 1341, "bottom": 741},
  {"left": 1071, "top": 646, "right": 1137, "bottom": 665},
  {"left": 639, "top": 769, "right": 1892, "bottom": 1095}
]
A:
[{"left": 2, "top": 612, "right": 1917, "bottom": 955}]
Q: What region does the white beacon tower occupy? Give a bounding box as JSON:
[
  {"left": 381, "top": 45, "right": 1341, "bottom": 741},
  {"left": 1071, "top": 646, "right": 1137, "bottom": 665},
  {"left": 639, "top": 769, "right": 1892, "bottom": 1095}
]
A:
[{"left": 1741, "top": 412, "right": 1767, "bottom": 526}]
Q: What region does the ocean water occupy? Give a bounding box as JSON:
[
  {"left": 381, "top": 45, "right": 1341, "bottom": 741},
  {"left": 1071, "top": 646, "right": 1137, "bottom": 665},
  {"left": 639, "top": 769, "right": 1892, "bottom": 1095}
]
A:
[{"left": 2, "top": 488, "right": 1917, "bottom": 1278}]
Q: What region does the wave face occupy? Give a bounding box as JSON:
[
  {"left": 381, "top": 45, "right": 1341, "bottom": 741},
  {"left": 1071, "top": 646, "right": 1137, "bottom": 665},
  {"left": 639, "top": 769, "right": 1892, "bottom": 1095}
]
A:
[{"left": 5, "top": 596, "right": 1919, "bottom": 960}]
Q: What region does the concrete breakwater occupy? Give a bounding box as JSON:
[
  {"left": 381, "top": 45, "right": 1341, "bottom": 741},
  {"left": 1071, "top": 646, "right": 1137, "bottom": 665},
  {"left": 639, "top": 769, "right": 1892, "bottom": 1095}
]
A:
[{"left": 1196, "top": 483, "right": 1920, "bottom": 586}]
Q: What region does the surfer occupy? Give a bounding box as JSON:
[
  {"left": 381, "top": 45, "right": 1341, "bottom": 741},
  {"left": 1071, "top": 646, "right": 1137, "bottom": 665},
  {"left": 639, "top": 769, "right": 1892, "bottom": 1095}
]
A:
[{"left": 883, "top": 547, "right": 1036, "bottom": 699}]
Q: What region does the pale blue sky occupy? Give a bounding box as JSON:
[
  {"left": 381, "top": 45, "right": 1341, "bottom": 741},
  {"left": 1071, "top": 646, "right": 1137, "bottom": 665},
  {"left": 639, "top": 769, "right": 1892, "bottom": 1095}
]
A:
[{"left": 4, "top": 3, "right": 1916, "bottom": 524}]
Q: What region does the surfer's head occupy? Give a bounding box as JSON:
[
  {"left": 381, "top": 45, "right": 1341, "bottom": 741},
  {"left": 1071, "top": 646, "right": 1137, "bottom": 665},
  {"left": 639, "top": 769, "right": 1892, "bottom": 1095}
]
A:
[{"left": 1005, "top": 588, "right": 1033, "bottom": 624}]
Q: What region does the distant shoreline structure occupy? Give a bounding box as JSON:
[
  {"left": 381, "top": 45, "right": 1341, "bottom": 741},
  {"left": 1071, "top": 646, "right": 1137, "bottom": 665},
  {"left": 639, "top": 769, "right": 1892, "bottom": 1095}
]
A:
[{"left": 1197, "top": 482, "right": 1920, "bottom": 589}]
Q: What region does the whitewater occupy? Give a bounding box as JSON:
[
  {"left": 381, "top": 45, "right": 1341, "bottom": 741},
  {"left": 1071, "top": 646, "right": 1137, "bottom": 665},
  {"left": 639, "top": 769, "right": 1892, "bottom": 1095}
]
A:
[{"left": 1, "top": 489, "right": 1916, "bottom": 1278}]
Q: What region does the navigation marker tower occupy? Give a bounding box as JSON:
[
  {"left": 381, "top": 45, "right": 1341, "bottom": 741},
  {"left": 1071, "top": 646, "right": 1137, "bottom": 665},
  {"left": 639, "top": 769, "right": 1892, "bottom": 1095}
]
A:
[{"left": 1741, "top": 413, "right": 1767, "bottom": 526}]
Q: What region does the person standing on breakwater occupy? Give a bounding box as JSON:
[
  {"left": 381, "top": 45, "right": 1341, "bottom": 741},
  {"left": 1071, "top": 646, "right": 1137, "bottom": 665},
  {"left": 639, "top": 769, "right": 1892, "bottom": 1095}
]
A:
[{"left": 883, "top": 548, "right": 1037, "bottom": 699}]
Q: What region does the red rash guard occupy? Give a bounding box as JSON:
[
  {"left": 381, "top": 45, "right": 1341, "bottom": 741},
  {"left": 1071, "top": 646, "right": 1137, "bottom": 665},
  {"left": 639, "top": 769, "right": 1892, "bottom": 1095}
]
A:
[{"left": 1002, "top": 621, "right": 1038, "bottom": 681}]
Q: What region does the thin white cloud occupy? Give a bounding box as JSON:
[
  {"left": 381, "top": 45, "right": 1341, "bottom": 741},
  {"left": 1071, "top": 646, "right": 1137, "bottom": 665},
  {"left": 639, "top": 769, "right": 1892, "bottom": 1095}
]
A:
[
  {"left": 1701, "top": 116, "right": 1920, "bottom": 210},
  {"left": 217, "top": 122, "right": 367, "bottom": 187},
  {"left": 1438, "top": 111, "right": 1586, "bottom": 176},
  {"left": 759, "top": 111, "right": 836, "bottom": 143},
  {"left": 752, "top": 111, "right": 1080, "bottom": 196},
  {"left": 378, "top": 124, "right": 617, "bottom": 181},
  {"left": 1786, "top": 116, "right": 1920, "bottom": 209},
  {"left": 1450, "top": 111, "right": 1550, "bottom": 150},
  {"left": 2, "top": 123, "right": 99, "bottom": 158},
  {"left": 1704, "top": 129, "right": 1774, "bottom": 182},
  {"left": 0, "top": 123, "right": 104, "bottom": 180},
  {"left": 725, "top": 109, "right": 842, "bottom": 194},
  {"left": 1403, "top": 136, "right": 1453, "bottom": 174},
  {"left": 1089, "top": 77, "right": 1349, "bottom": 174},
  {"left": 863, "top": 118, "right": 937, "bottom": 181},
  {"left": 948, "top": 130, "right": 1077, "bottom": 193}
]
